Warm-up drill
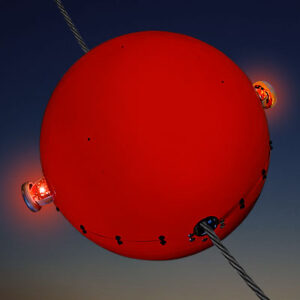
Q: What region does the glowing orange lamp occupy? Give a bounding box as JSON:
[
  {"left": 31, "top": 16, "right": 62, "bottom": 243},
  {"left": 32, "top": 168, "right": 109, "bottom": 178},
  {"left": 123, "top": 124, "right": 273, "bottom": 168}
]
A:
[
  {"left": 253, "top": 81, "right": 277, "bottom": 109},
  {"left": 21, "top": 177, "right": 54, "bottom": 212}
]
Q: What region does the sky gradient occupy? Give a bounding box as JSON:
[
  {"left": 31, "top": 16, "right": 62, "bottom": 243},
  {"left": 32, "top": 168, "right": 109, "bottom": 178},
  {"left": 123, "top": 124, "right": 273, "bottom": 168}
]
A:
[{"left": 0, "top": 1, "right": 299, "bottom": 299}]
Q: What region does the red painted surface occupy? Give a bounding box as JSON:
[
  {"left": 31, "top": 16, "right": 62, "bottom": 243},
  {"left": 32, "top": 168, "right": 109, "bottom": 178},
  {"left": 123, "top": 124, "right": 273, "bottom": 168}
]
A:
[{"left": 40, "top": 31, "right": 270, "bottom": 260}]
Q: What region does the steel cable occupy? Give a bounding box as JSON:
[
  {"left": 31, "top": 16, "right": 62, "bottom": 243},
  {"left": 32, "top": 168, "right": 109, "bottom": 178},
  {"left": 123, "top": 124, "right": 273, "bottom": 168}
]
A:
[
  {"left": 200, "top": 222, "right": 270, "bottom": 300},
  {"left": 54, "top": 0, "right": 89, "bottom": 53}
]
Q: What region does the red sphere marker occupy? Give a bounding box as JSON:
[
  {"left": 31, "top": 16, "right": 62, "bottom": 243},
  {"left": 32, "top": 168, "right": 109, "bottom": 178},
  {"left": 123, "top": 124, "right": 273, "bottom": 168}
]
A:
[{"left": 40, "top": 31, "right": 270, "bottom": 260}]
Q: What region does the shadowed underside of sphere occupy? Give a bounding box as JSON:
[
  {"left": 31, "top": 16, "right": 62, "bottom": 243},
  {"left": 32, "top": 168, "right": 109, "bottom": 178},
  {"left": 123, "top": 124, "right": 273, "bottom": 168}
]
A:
[{"left": 40, "top": 31, "right": 270, "bottom": 260}]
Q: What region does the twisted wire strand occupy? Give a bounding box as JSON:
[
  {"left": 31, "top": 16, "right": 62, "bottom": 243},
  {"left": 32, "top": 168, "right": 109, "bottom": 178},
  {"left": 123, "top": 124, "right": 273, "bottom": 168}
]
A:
[
  {"left": 200, "top": 222, "right": 270, "bottom": 300},
  {"left": 54, "top": 0, "right": 89, "bottom": 53}
]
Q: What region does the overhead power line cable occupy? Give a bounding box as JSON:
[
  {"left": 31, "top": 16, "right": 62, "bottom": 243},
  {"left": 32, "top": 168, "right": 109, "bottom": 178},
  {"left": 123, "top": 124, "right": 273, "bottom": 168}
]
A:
[
  {"left": 200, "top": 221, "right": 270, "bottom": 300},
  {"left": 54, "top": 0, "right": 89, "bottom": 53}
]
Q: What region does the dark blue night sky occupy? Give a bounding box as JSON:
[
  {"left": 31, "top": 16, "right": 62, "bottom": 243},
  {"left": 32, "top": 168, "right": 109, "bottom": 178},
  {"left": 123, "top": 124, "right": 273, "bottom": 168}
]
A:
[{"left": 0, "top": 1, "right": 299, "bottom": 299}]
